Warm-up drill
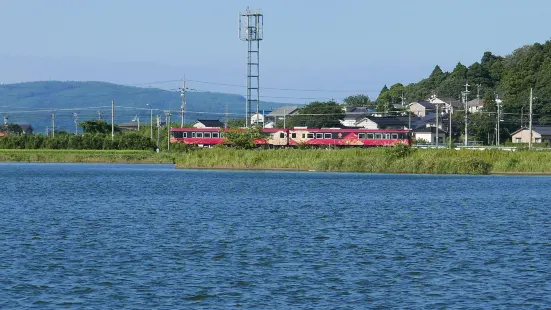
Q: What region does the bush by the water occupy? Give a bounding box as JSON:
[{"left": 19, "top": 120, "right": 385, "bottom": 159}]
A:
[{"left": 0, "top": 133, "right": 155, "bottom": 150}]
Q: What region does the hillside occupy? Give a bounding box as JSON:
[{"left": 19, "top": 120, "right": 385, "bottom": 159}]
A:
[
  {"left": 376, "top": 39, "right": 551, "bottom": 142},
  {"left": 0, "top": 81, "right": 288, "bottom": 132}
]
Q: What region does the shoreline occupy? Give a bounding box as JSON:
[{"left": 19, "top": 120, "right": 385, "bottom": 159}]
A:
[{"left": 3, "top": 148, "right": 551, "bottom": 175}]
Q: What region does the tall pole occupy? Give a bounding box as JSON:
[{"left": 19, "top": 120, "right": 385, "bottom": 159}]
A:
[
  {"left": 496, "top": 94, "right": 500, "bottom": 146},
  {"left": 449, "top": 105, "right": 453, "bottom": 149},
  {"left": 111, "top": 100, "right": 115, "bottom": 140},
  {"left": 147, "top": 104, "right": 153, "bottom": 139},
  {"left": 283, "top": 108, "right": 286, "bottom": 129},
  {"left": 51, "top": 112, "right": 55, "bottom": 137},
  {"left": 156, "top": 115, "right": 161, "bottom": 152},
  {"left": 73, "top": 112, "right": 78, "bottom": 135},
  {"left": 224, "top": 104, "right": 228, "bottom": 129},
  {"left": 97, "top": 110, "right": 103, "bottom": 120},
  {"left": 462, "top": 83, "right": 470, "bottom": 146},
  {"left": 165, "top": 111, "right": 171, "bottom": 152},
  {"left": 529, "top": 88, "right": 533, "bottom": 150},
  {"left": 180, "top": 79, "right": 186, "bottom": 128},
  {"left": 436, "top": 101, "right": 439, "bottom": 148}
]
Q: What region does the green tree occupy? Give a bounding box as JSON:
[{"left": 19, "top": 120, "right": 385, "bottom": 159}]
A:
[
  {"left": 79, "top": 120, "right": 120, "bottom": 134},
  {"left": 223, "top": 127, "right": 262, "bottom": 149},
  {"left": 286, "top": 101, "right": 345, "bottom": 128},
  {"left": 343, "top": 94, "right": 373, "bottom": 107},
  {"left": 0, "top": 124, "right": 23, "bottom": 135}
]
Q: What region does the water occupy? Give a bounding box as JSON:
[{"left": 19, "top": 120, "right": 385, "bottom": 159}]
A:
[{"left": 1, "top": 163, "right": 551, "bottom": 309}]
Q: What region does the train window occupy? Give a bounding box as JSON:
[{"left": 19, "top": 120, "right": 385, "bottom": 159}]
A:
[
  {"left": 302, "top": 133, "right": 306, "bottom": 138},
  {"left": 307, "top": 133, "right": 314, "bottom": 139},
  {"left": 358, "top": 133, "right": 366, "bottom": 139},
  {"left": 324, "top": 133, "right": 331, "bottom": 139},
  {"left": 204, "top": 132, "right": 211, "bottom": 138},
  {"left": 291, "top": 133, "right": 296, "bottom": 139},
  {"left": 367, "top": 133, "right": 374, "bottom": 139},
  {"left": 196, "top": 132, "right": 203, "bottom": 138},
  {"left": 212, "top": 132, "right": 219, "bottom": 138},
  {"left": 192, "top": 132, "right": 196, "bottom": 138},
  {"left": 316, "top": 133, "right": 323, "bottom": 139},
  {"left": 375, "top": 133, "right": 382, "bottom": 139},
  {"left": 280, "top": 133, "right": 285, "bottom": 138},
  {"left": 183, "top": 132, "right": 187, "bottom": 138},
  {"left": 391, "top": 133, "right": 398, "bottom": 139}
]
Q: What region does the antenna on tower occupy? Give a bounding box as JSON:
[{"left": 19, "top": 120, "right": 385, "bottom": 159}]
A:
[{"left": 239, "top": 7, "right": 263, "bottom": 128}]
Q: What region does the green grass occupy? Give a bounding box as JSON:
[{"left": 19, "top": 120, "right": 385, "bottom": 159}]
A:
[
  {"left": 173, "top": 148, "right": 493, "bottom": 174},
  {"left": 0, "top": 149, "right": 175, "bottom": 164},
  {"left": 5, "top": 147, "right": 551, "bottom": 175}
]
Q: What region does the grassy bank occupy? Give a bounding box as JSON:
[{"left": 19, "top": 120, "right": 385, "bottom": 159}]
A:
[
  {"left": 4, "top": 148, "right": 551, "bottom": 175},
  {"left": 173, "top": 148, "right": 492, "bottom": 174},
  {"left": 172, "top": 148, "right": 551, "bottom": 175},
  {"left": 0, "top": 149, "right": 175, "bottom": 164}
]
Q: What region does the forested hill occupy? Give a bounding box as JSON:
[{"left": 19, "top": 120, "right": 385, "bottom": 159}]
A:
[
  {"left": 0, "top": 81, "right": 286, "bottom": 132},
  {"left": 378, "top": 40, "right": 551, "bottom": 123}
]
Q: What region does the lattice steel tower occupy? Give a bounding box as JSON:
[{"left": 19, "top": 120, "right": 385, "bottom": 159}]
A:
[{"left": 239, "top": 7, "right": 263, "bottom": 127}]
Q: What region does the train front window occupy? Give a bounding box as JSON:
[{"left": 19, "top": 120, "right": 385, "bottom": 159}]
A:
[
  {"left": 280, "top": 133, "right": 285, "bottom": 138},
  {"left": 172, "top": 132, "right": 183, "bottom": 139}
]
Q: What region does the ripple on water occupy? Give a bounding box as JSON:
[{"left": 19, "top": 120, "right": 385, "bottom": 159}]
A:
[{"left": 1, "top": 164, "right": 551, "bottom": 308}]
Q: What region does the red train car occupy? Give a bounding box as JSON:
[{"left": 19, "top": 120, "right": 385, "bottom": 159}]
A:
[{"left": 170, "top": 127, "right": 410, "bottom": 148}]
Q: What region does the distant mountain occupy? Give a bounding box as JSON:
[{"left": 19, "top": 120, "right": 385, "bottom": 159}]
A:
[{"left": 0, "top": 81, "right": 289, "bottom": 132}]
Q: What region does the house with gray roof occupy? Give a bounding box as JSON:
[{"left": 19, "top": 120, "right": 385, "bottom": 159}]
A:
[
  {"left": 409, "top": 101, "right": 437, "bottom": 117},
  {"left": 511, "top": 126, "right": 551, "bottom": 144}
]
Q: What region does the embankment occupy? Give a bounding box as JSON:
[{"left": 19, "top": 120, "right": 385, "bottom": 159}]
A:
[
  {"left": 173, "top": 148, "right": 551, "bottom": 175},
  {"left": 3, "top": 148, "right": 551, "bottom": 175},
  {"left": 0, "top": 149, "right": 175, "bottom": 164}
]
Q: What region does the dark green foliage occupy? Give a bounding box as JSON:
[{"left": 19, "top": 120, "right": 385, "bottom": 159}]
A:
[
  {"left": 0, "top": 124, "right": 23, "bottom": 135},
  {"left": 80, "top": 120, "right": 120, "bottom": 134},
  {"left": 286, "top": 101, "right": 345, "bottom": 128},
  {"left": 223, "top": 127, "right": 262, "bottom": 149},
  {"left": 386, "top": 39, "right": 551, "bottom": 144},
  {"left": 0, "top": 133, "right": 155, "bottom": 150},
  {"left": 343, "top": 94, "right": 374, "bottom": 108}
]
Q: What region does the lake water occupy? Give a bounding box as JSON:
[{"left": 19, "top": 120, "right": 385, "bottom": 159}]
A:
[{"left": 1, "top": 163, "right": 550, "bottom": 309}]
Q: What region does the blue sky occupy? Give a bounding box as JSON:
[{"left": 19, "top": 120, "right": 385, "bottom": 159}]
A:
[{"left": 1, "top": 0, "right": 550, "bottom": 103}]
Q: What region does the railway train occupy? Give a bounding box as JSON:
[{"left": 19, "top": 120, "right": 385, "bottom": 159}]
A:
[{"left": 170, "top": 127, "right": 411, "bottom": 148}]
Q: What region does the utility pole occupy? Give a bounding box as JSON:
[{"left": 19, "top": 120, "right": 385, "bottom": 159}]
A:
[
  {"left": 156, "top": 115, "right": 161, "bottom": 152},
  {"left": 111, "top": 100, "right": 115, "bottom": 140},
  {"left": 3, "top": 115, "right": 8, "bottom": 134},
  {"left": 462, "top": 83, "right": 470, "bottom": 146},
  {"left": 496, "top": 94, "right": 501, "bottom": 146},
  {"left": 51, "top": 112, "right": 56, "bottom": 137},
  {"left": 448, "top": 105, "right": 453, "bottom": 149},
  {"left": 73, "top": 112, "right": 79, "bottom": 135},
  {"left": 529, "top": 88, "right": 533, "bottom": 150},
  {"left": 436, "top": 101, "right": 439, "bottom": 148},
  {"left": 180, "top": 79, "right": 186, "bottom": 127},
  {"left": 147, "top": 103, "right": 153, "bottom": 139},
  {"left": 283, "top": 108, "right": 286, "bottom": 129},
  {"left": 165, "top": 111, "right": 171, "bottom": 152},
  {"left": 97, "top": 110, "right": 103, "bottom": 120},
  {"left": 224, "top": 104, "right": 229, "bottom": 129}
]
